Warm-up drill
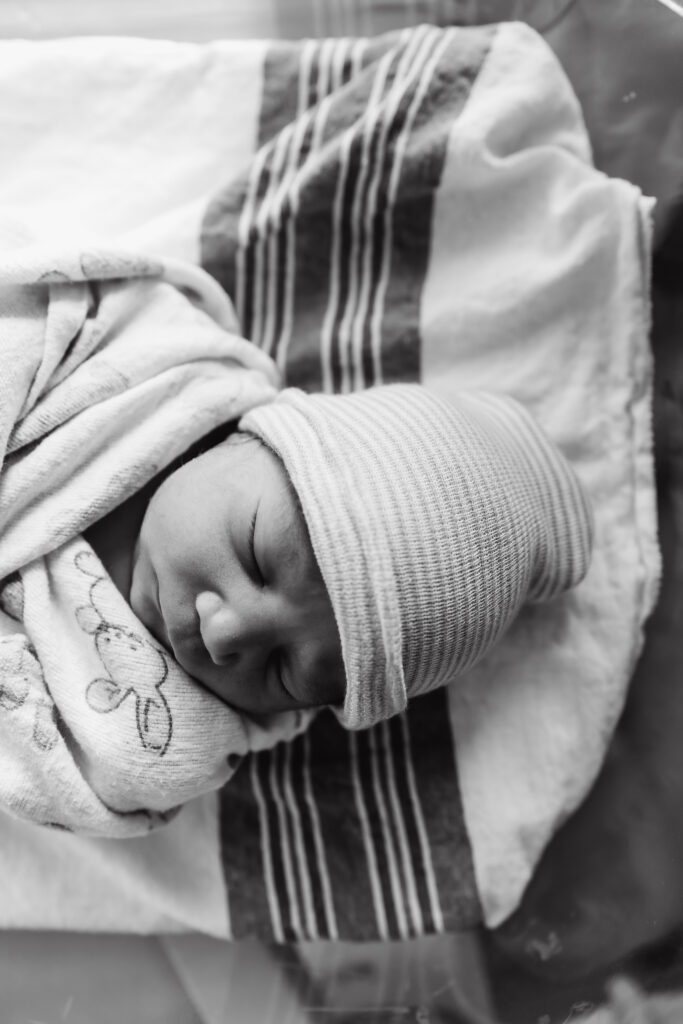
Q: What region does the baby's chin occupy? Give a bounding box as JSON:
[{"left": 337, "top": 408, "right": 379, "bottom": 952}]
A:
[
  {"left": 191, "top": 673, "right": 310, "bottom": 718},
  {"left": 242, "top": 707, "right": 319, "bottom": 751}
]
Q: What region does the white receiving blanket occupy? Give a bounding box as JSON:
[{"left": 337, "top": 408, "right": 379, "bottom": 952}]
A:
[{"left": 0, "top": 233, "right": 312, "bottom": 836}]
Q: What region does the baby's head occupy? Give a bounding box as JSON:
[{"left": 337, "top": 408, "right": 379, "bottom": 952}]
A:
[
  {"left": 130, "top": 428, "right": 345, "bottom": 717},
  {"left": 131, "top": 385, "right": 593, "bottom": 729}
]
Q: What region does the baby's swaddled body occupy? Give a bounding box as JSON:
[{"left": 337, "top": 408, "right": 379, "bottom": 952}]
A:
[
  {"left": 0, "top": 243, "right": 304, "bottom": 836},
  {"left": 0, "top": 229, "right": 667, "bottom": 977}
]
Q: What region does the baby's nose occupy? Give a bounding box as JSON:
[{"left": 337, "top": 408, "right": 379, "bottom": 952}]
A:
[{"left": 195, "top": 590, "right": 273, "bottom": 666}]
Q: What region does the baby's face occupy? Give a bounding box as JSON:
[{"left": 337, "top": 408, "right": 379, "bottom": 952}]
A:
[{"left": 130, "top": 433, "right": 345, "bottom": 716}]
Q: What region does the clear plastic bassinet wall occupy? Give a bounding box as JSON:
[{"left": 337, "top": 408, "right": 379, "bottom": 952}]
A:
[{"left": 0, "top": 1, "right": 682, "bottom": 1023}]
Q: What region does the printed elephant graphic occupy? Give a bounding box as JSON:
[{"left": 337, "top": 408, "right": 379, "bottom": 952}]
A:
[
  {"left": 0, "top": 641, "right": 59, "bottom": 752},
  {"left": 74, "top": 550, "right": 173, "bottom": 757}
]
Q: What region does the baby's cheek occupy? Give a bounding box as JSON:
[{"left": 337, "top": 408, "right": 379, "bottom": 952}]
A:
[{"left": 298, "top": 636, "right": 346, "bottom": 708}]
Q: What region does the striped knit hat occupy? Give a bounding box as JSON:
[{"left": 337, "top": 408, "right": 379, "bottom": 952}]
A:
[{"left": 239, "top": 385, "right": 593, "bottom": 730}]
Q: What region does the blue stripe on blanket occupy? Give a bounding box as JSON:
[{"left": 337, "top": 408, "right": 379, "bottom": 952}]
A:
[{"left": 202, "top": 24, "right": 493, "bottom": 940}]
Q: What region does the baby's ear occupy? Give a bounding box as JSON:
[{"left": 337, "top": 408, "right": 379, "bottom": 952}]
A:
[{"left": 75, "top": 605, "right": 101, "bottom": 635}]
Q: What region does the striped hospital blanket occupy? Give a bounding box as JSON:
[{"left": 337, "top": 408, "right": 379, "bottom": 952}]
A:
[
  {"left": 202, "top": 24, "right": 657, "bottom": 937},
  {"left": 203, "top": 25, "right": 491, "bottom": 940}
]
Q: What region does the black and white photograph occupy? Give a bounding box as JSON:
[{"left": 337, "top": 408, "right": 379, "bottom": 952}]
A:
[{"left": 0, "top": 1, "right": 681, "bottom": 1021}]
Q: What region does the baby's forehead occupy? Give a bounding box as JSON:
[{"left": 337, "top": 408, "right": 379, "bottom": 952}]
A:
[
  {"left": 223, "top": 428, "right": 331, "bottom": 600},
  {"left": 224, "top": 430, "right": 308, "bottom": 538},
  {"left": 233, "top": 427, "right": 306, "bottom": 505}
]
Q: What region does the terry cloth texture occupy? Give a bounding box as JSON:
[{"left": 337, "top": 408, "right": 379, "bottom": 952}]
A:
[
  {"left": 0, "top": 228, "right": 314, "bottom": 837},
  {"left": 240, "top": 385, "right": 594, "bottom": 730}
]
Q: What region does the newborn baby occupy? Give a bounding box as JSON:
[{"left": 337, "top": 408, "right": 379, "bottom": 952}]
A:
[
  {"left": 94, "top": 383, "right": 594, "bottom": 730},
  {"left": 0, "top": 238, "right": 593, "bottom": 842},
  {"left": 129, "top": 431, "right": 346, "bottom": 716}
]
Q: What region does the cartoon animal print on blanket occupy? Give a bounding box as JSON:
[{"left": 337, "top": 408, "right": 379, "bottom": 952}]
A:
[
  {"left": 0, "top": 639, "right": 59, "bottom": 751},
  {"left": 74, "top": 550, "right": 173, "bottom": 756}
]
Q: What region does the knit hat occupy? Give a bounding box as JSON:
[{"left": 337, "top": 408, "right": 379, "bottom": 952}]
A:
[{"left": 239, "top": 385, "right": 593, "bottom": 730}]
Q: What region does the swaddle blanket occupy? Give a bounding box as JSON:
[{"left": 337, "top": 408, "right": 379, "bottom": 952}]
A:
[
  {"left": 0, "top": 20, "right": 658, "bottom": 937},
  {"left": 0, "top": 233, "right": 312, "bottom": 835}
]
